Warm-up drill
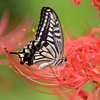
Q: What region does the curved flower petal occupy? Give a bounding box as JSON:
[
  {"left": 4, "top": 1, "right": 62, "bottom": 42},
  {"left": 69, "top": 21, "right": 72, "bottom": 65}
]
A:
[
  {"left": 72, "top": 0, "right": 81, "bottom": 5},
  {"left": 0, "top": 10, "right": 33, "bottom": 54},
  {"left": 0, "top": 10, "right": 9, "bottom": 36}
]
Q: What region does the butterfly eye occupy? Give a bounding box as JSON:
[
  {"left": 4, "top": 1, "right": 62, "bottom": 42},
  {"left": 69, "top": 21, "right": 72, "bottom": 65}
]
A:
[{"left": 64, "top": 57, "right": 67, "bottom": 62}]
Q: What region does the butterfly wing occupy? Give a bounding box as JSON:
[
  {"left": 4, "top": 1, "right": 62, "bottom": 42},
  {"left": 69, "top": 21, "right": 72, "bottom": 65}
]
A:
[{"left": 36, "top": 7, "right": 64, "bottom": 58}]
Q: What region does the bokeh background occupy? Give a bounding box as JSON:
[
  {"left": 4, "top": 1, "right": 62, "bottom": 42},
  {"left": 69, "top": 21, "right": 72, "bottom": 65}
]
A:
[{"left": 0, "top": 0, "right": 100, "bottom": 100}]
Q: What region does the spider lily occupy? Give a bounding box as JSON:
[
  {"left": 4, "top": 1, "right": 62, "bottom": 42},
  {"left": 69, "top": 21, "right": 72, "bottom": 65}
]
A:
[
  {"left": 2, "top": 27, "right": 100, "bottom": 100},
  {"left": 63, "top": 27, "right": 100, "bottom": 99},
  {"left": 0, "top": 10, "right": 32, "bottom": 65},
  {"left": 0, "top": 10, "right": 9, "bottom": 36},
  {"left": 72, "top": 0, "right": 100, "bottom": 16},
  {"left": 0, "top": 10, "right": 32, "bottom": 54},
  {"left": 92, "top": 0, "right": 100, "bottom": 16},
  {"left": 72, "top": 0, "right": 81, "bottom": 5},
  {"left": 63, "top": 42, "right": 100, "bottom": 100}
]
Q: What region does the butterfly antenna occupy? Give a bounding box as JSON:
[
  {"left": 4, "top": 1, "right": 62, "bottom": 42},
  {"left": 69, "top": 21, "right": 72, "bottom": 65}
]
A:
[
  {"left": 10, "top": 51, "right": 19, "bottom": 55},
  {"left": 4, "top": 47, "right": 20, "bottom": 59}
]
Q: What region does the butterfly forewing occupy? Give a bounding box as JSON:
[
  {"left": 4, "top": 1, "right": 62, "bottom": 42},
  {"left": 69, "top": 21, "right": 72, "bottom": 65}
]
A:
[{"left": 36, "top": 7, "right": 64, "bottom": 58}]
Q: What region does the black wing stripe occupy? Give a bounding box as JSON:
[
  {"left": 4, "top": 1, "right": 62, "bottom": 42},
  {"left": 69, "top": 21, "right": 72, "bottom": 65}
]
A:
[
  {"left": 46, "top": 41, "right": 57, "bottom": 58},
  {"left": 44, "top": 45, "right": 56, "bottom": 58},
  {"left": 33, "top": 57, "right": 51, "bottom": 64},
  {"left": 47, "top": 36, "right": 54, "bottom": 42}
]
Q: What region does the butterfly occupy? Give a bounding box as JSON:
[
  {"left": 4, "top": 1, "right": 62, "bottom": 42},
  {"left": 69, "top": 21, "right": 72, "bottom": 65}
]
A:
[{"left": 10, "top": 7, "right": 67, "bottom": 69}]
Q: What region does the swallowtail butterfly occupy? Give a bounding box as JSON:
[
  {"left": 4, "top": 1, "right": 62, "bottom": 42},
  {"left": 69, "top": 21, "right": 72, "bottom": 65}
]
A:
[{"left": 10, "top": 7, "right": 67, "bottom": 69}]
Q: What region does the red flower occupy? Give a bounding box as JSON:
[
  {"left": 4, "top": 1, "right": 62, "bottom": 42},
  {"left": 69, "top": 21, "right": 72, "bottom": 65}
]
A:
[
  {"left": 0, "top": 10, "right": 32, "bottom": 54},
  {"left": 59, "top": 88, "right": 99, "bottom": 100},
  {"left": 63, "top": 42, "right": 100, "bottom": 99},
  {"left": 72, "top": 0, "right": 100, "bottom": 16},
  {"left": 2, "top": 27, "right": 100, "bottom": 100},
  {"left": 0, "top": 10, "right": 9, "bottom": 36},
  {"left": 72, "top": 0, "right": 81, "bottom": 5},
  {"left": 92, "top": 0, "right": 100, "bottom": 16},
  {"left": 62, "top": 27, "right": 100, "bottom": 99}
]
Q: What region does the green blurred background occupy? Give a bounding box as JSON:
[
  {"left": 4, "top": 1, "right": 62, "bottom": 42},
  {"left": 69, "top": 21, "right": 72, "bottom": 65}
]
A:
[{"left": 0, "top": 0, "right": 100, "bottom": 100}]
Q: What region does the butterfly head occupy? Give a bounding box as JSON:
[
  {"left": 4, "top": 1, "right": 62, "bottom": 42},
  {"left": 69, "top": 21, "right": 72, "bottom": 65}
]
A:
[
  {"left": 60, "top": 57, "right": 67, "bottom": 66},
  {"left": 62, "top": 57, "right": 67, "bottom": 62}
]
